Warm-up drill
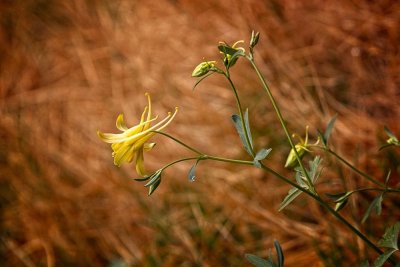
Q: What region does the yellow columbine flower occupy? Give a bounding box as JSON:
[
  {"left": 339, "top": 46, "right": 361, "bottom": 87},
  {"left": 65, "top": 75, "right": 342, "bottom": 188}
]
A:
[
  {"left": 284, "top": 126, "right": 319, "bottom": 168},
  {"left": 97, "top": 93, "right": 178, "bottom": 176}
]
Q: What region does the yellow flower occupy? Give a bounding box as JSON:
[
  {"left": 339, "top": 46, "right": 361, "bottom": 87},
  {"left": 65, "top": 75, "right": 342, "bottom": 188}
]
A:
[
  {"left": 284, "top": 126, "right": 319, "bottom": 168},
  {"left": 97, "top": 93, "right": 178, "bottom": 176}
]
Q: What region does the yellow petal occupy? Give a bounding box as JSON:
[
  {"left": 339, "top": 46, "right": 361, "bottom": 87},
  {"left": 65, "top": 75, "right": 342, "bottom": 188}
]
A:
[
  {"left": 145, "top": 93, "right": 152, "bottom": 126},
  {"left": 135, "top": 148, "right": 147, "bottom": 176},
  {"left": 97, "top": 116, "right": 158, "bottom": 144},
  {"left": 116, "top": 114, "right": 128, "bottom": 131},
  {"left": 113, "top": 143, "right": 135, "bottom": 166},
  {"left": 144, "top": 143, "right": 156, "bottom": 151}
]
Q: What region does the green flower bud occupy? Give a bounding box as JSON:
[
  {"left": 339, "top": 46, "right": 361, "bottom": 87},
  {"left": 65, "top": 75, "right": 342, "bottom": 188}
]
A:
[
  {"left": 284, "top": 144, "right": 306, "bottom": 169},
  {"left": 192, "top": 61, "right": 216, "bottom": 77},
  {"left": 250, "top": 31, "right": 260, "bottom": 48}
]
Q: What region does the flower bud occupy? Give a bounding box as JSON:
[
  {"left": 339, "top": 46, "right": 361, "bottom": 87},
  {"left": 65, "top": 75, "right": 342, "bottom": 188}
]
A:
[
  {"left": 250, "top": 31, "right": 260, "bottom": 48},
  {"left": 284, "top": 144, "right": 306, "bottom": 169},
  {"left": 192, "top": 61, "right": 216, "bottom": 77}
]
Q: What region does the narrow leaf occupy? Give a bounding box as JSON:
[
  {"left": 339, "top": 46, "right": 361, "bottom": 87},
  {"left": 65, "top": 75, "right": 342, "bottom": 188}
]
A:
[
  {"left": 144, "top": 171, "right": 162, "bottom": 187},
  {"left": 334, "top": 198, "right": 349, "bottom": 212},
  {"left": 362, "top": 194, "right": 384, "bottom": 224},
  {"left": 373, "top": 248, "right": 397, "bottom": 267},
  {"left": 254, "top": 148, "right": 272, "bottom": 168},
  {"left": 133, "top": 175, "right": 151, "bottom": 182},
  {"left": 255, "top": 148, "right": 272, "bottom": 161},
  {"left": 326, "top": 191, "right": 352, "bottom": 203},
  {"left": 218, "top": 44, "right": 238, "bottom": 56},
  {"left": 323, "top": 114, "right": 337, "bottom": 146},
  {"left": 232, "top": 114, "right": 253, "bottom": 155},
  {"left": 188, "top": 160, "right": 200, "bottom": 182},
  {"left": 274, "top": 240, "right": 284, "bottom": 267},
  {"left": 384, "top": 126, "right": 397, "bottom": 140},
  {"left": 244, "top": 109, "right": 254, "bottom": 149},
  {"left": 378, "top": 222, "right": 400, "bottom": 249},
  {"left": 148, "top": 178, "right": 161, "bottom": 196},
  {"left": 279, "top": 187, "right": 302, "bottom": 211},
  {"left": 245, "top": 254, "right": 274, "bottom": 267}
]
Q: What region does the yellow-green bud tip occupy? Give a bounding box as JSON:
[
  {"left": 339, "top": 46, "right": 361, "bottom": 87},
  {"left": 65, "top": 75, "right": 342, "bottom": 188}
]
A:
[{"left": 192, "top": 61, "right": 216, "bottom": 77}]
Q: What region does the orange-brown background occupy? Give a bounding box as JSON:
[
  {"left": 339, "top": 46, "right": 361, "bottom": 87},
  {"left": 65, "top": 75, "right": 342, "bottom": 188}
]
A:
[{"left": 1, "top": 1, "right": 399, "bottom": 266}]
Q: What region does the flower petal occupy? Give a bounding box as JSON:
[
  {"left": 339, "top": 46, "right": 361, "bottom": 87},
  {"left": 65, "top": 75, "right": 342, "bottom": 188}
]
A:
[
  {"left": 144, "top": 143, "right": 156, "bottom": 151},
  {"left": 135, "top": 148, "right": 147, "bottom": 176},
  {"left": 113, "top": 143, "right": 135, "bottom": 166},
  {"left": 116, "top": 114, "right": 128, "bottom": 131}
]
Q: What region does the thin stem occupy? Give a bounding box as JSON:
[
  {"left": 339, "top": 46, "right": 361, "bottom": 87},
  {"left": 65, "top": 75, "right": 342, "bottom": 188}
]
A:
[
  {"left": 246, "top": 56, "right": 397, "bottom": 264},
  {"left": 152, "top": 131, "right": 204, "bottom": 155},
  {"left": 326, "top": 147, "right": 386, "bottom": 188},
  {"left": 257, "top": 163, "right": 387, "bottom": 260},
  {"left": 247, "top": 57, "right": 313, "bottom": 190},
  {"left": 205, "top": 155, "right": 254, "bottom": 166},
  {"left": 161, "top": 157, "right": 201, "bottom": 171},
  {"left": 350, "top": 187, "right": 400, "bottom": 194},
  {"left": 225, "top": 73, "right": 255, "bottom": 157}
]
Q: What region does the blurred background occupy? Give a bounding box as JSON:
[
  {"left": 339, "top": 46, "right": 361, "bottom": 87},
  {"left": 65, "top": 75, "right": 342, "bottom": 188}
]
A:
[{"left": 1, "top": 0, "right": 399, "bottom": 266}]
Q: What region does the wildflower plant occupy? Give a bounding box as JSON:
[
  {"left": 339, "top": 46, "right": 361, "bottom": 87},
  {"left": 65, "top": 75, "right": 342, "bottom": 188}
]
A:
[{"left": 98, "top": 31, "right": 400, "bottom": 266}]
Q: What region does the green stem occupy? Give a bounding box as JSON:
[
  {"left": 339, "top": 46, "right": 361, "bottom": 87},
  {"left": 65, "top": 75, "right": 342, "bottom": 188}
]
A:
[
  {"left": 205, "top": 155, "right": 254, "bottom": 166},
  {"left": 152, "top": 131, "right": 204, "bottom": 155},
  {"left": 246, "top": 56, "right": 397, "bottom": 264},
  {"left": 225, "top": 73, "right": 255, "bottom": 157},
  {"left": 257, "top": 163, "right": 388, "bottom": 261},
  {"left": 247, "top": 57, "right": 313, "bottom": 190},
  {"left": 350, "top": 187, "right": 400, "bottom": 194},
  {"left": 160, "top": 157, "right": 201, "bottom": 171},
  {"left": 326, "top": 147, "right": 386, "bottom": 188}
]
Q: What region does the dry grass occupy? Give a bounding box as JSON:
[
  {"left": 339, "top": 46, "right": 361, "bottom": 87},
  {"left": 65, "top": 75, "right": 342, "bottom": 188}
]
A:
[{"left": 1, "top": 0, "right": 399, "bottom": 266}]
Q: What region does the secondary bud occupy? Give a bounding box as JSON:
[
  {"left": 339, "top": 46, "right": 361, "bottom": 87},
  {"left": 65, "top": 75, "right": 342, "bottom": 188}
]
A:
[{"left": 192, "top": 61, "right": 216, "bottom": 77}]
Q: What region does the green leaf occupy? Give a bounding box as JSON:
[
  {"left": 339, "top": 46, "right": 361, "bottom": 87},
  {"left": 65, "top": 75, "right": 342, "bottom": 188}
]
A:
[
  {"left": 148, "top": 178, "right": 161, "bottom": 196},
  {"left": 274, "top": 240, "right": 284, "bottom": 267},
  {"left": 232, "top": 111, "right": 253, "bottom": 156},
  {"left": 188, "top": 160, "right": 200, "bottom": 182},
  {"left": 322, "top": 114, "right": 337, "bottom": 146},
  {"left": 326, "top": 192, "right": 353, "bottom": 203},
  {"left": 279, "top": 187, "right": 302, "bottom": 211},
  {"left": 373, "top": 248, "right": 397, "bottom": 267},
  {"left": 245, "top": 254, "right": 274, "bottom": 267},
  {"left": 362, "top": 194, "right": 384, "bottom": 224},
  {"left": 254, "top": 148, "right": 272, "bottom": 168},
  {"left": 218, "top": 44, "right": 239, "bottom": 56},
  {"left": 144, "top": 170, "right": 162, "bottom": 187},
  {"left": 334, "top": 198, "right": 349, "bottom": 212},
  {"left": 244, "top": 109, "right": 254, "bottom": 149},
  {"left": 133, "top": 175, "right": 151, "bottom": 182},
  {"left": 226, "top": 50, "right": 245, "bottom": 68},
  {"left": 308, "top": 156, "right": 323, "bottom": 183},
  {"left": 378, "top": 222, "right": 400, "bottom": 249},
  {"left": 280, "top": 156, "right": 322, "bottom": 211},
  {"left": 384, "top": 126, "right": 397, "bottom": 140}
]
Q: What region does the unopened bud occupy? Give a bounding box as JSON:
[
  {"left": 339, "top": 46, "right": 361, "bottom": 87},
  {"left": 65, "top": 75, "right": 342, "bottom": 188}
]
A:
[
  {"left": 284, "top": 144, "right": 306, "bottom": 169},
  {"left": 250, "top": 31, "right": 260, "bottom": 48},
  {"left": 192, "top": 61, "right": 216, "bottom": 77}
]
